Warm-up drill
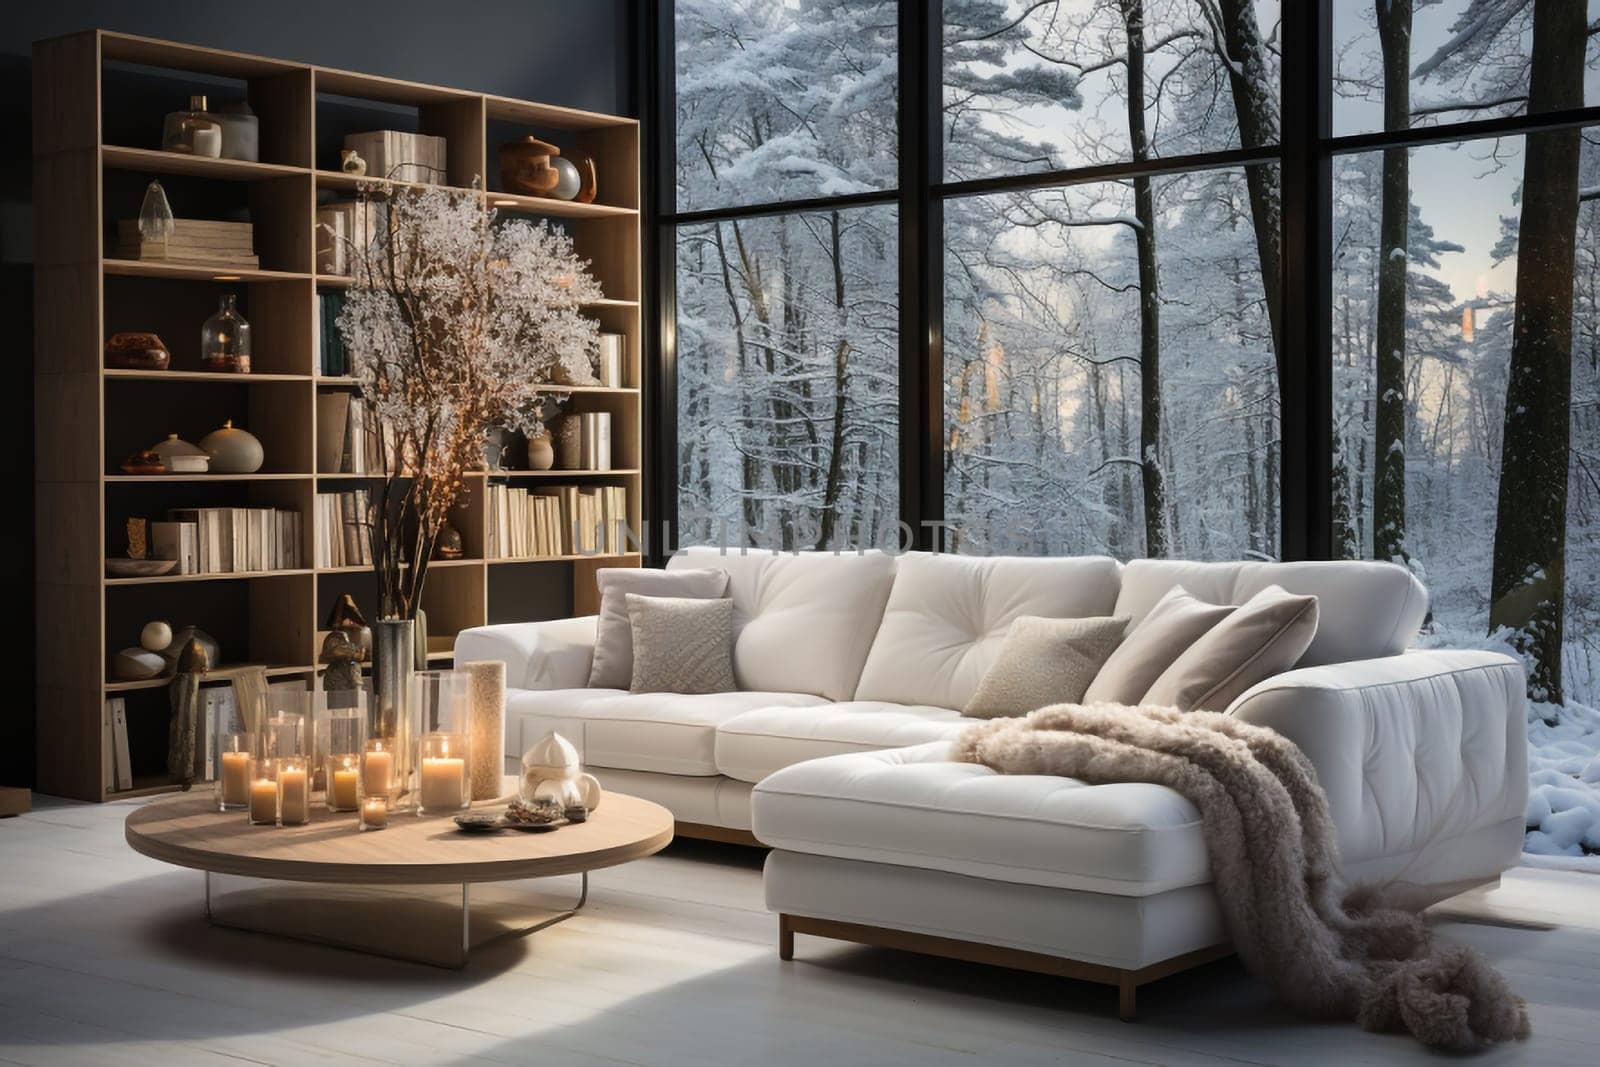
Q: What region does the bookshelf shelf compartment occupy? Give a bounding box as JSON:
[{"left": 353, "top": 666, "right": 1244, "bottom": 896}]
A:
[{"left": 36, "top": 29, "right": 641, "bottom": 802}]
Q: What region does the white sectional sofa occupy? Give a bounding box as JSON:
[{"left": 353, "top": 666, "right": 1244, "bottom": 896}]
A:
[{"left": 455, "top": 548, "right": 1528, "bottom": 1017}]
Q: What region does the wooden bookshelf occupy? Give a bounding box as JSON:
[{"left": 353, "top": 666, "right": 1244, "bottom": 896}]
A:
[{"left": 34, "top": 30, "right": 642, "bottom": 802}]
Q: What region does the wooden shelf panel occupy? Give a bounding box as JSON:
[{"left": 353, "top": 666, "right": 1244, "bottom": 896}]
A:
[
  {"left": 105, "top": 259, "right": 312, "bottom": 283},
  {"left": 106, "top": 473, "right": 309, "bottom": 482},
  {"left": 486, "top": 469, "right": 641, "bottom": 478},
  {"left": 105, "top": 662, "right": 316, "bottom": 693},
  {"left": 105, "top": 368, "right": 312, "bottom": 383},
  {"left": 105, "top": 568, "right": 314, "bottom": 586},
  {"left": 101, "top": 30, "right": 309, "bottom": 78},
  {"left": 488, "top": 553, "right": 641, "bottom": 565},
  {"left": 102, "top": 145, "right": 307, "bottom": 181},
  {"left": 486, "top": 190, "right": 637, "bottom": 220},
  {"left": 483, "top": 94, "right": 637, "bottom": 131},
  {"left": 315, "top": 558, "right": 484, "bottom": 574}
]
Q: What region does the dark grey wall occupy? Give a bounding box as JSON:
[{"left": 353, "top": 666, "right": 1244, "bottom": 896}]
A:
[{"left": 3, "top": 0, "right": 636, "bottom": 790}]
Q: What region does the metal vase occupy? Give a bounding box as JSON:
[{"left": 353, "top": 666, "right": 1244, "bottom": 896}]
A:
[{"left": 372, "top": 618, "right": 416, "bottom": 808}]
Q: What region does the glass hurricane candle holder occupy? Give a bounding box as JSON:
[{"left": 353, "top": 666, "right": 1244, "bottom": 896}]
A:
[
  {"left": 261, "top": 711, "right": 306, "bottom": 762},
  {"left": 361, "top": 738, "right": 397, "bottom": 802},
  {"left": 317, "top": 702, "right": 365, "bottom": 812},
  {"left": 414, "top": 670, "right": 471, "bottom": 816},
  {"left": 276, "top": 756, "right": 311, "bottom": 825},
  {"left": 247, "top": 761, "right": 278, "bottom": 826},
  {"left": 215, "top": 731, "right": 258, "bottom": 811}
]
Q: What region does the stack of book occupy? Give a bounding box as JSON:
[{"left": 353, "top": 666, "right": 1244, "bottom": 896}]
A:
[
  {"left": 156, "top": 508, "right": 302, "bottom": 574},
  {"left": 316, "top": 489, "right": 374, "bottom": 568},
  {"left": 487, "top": 483, "right": 626, "bottom": 559},
  {"left": 555, "top": 412, "right": 613, "bottom": 471},
  {"left": 343, "top": 130, "right": 447, "bottom": 185},
  {"left": 315, "top": 200, "right": 386, "bottom": 275},
  {"left": 316, "top": 291, "right": 348, "bottom": 376},
  {"left": 115, "top": 218, "right": 258, "bottom": 269},
  {"left": 316, "top": 392, "right": 397, "bottom": 474}
]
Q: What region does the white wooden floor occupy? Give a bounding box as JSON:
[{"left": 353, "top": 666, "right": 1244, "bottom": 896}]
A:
[{"left": 2, "top": 796, "right": 1596, "bottom": 1067}]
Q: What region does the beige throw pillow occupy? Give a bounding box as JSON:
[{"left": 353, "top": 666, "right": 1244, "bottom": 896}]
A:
[
  {"left": 962, "top": 615, "right": 1130, "bottom": 720},
  {"left": 588, "top": 567, "right": 729, "bottom": 688},
  {"left": 1142, "top": 585, "right": 1319, "bottom": 711},
  {"left": 1083, "top": 586, "right": 1235, "bottom": 705},
  {"left": 625, "top": 594, "right": 737, "bottom": 695}
]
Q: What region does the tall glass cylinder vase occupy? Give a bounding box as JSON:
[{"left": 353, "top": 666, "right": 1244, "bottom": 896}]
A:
[
  {"left": 371, "top": 618, "right": 415, "bottom": 809},
  {"left": 414, "top": 670, "right": 471, "bottom": 816}
]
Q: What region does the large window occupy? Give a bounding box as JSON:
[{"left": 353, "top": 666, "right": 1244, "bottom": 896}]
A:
[{"left": 658, "top": 2, "right": 1600, "bottom": 860}]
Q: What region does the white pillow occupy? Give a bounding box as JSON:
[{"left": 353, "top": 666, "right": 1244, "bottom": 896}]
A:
[
  {"left": 625, "top": 594, "right": 736, "bottom": 695},
  {"left": 1083, "top": 586, "right": 1234, "bottom": 705},
  {"left": 587, "top": 567, "right": 729, "bottom": 688},
  {"left": 962, "top": 615, "right": 1128, "bottom": 719},
  {"left": 1142, "top": 585, "right": 1319, "bottom": 711}
]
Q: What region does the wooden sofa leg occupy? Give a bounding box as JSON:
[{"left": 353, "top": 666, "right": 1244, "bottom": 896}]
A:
[
  {"left": 1117, "top": 973, "right": 1137, "bottom": 1022},
  {"left": 779, "top": 914, "right": 794, "bottom": 961}
]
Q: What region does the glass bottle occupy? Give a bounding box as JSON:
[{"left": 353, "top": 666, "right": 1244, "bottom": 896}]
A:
[
  {"left": 162, "top": 95, "right": 221, "bottom": 158},
  {"left": 137, "top": 180, "right": 174, "bottom": 250},
  {"left": 201, "top": 293, "right": 252, "bottom": 373}
]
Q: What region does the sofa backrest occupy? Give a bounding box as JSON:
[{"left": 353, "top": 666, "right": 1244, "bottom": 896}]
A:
[
  {"left": 665, "top": 547, "right": 898, "bottom": 700},
  {"left": 852, "top": 552, "right": 1122, "bottom": 709},
  {"left": 1114, "top": 559, "right": 1428, "bottom": 667}
]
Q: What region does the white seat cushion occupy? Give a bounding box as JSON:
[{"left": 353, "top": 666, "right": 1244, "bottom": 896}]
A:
[
  {"left": 853, "top": 553, "right": 1122, "bottom": 709},
  {"left": 752, "top": 743, "right": 1210, "bottom": 896},
  {"left": 715, "top": 701, "right": 968, "bottom": 784},
  {"left": 667, "top": 548, "right": 898, "bottom": 701},
  {"left": 505, "top": 688, "right": 826, "bottom": 776},
  {"left": 1115, "top": 559, "right": 1427, "bottom": 667}
]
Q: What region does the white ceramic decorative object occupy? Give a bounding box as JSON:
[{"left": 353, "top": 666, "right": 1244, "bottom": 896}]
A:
[
  {"left": 199, "top": 420, "right": 264, "bottom": 473},
  {"left": 140, "top": 620, "right": 173, "bottom": 653},
  {"left": 214, "top": 100, "right": 259, "bottom": 161},
  {"left": 113, "top": 647, "right": 166, "bottom": 680},
  {"left": 550, "top": 156, "right": 581, "bottom": 200},
  {"left": 150, "top": 433, "right": 209, "bottom": 473},
  {"left": 519, "top": 731, "right": 602, "bottom": 811}
]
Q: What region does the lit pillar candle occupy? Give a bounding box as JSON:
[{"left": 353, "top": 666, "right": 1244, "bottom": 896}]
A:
[
  {"left": 362, "top": 742, "right": 393, "bottom": 798},
  {"left": 360, "top": 796, "right": 388, "bottom": 831},
  {"left": 249, "top": 776, "right": 277, "bottom": 825},
  {"left": 330, "top": 758, "right": 359, "bottom": 811},
  {"left": 220, "top": 751, "right": 251, "bottom": 808},
  {"left": 278, "top": 764, "right": 309, "bottom": 825},
  {"left": 419, "top": 738, "right": 465, "bottom": 812}
]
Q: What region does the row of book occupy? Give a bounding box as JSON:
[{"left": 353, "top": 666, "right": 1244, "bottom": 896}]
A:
[
  {"left": 486, "top": 483, "right": 628, "bottom": 559},
  {"left": 316, "top": 291, "right": 349, "bottom": 377},
  {"left": 315, "top": 490, "right": 373, "bottom": 568},
  {"left": 114, "top": 218, "right": 259, "bottom": 269},
  {"left": 315, "top": 199, "right": 386, "bottom": 276},
  {"left": 316, "top": 392, "right": 397, "bottom": 474},
  {"left": 155, "top": 508, "right": 303, "bottom": 574}
]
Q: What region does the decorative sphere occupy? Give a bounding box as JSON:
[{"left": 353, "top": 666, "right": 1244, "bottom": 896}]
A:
[
  {"left": 550, "top": 156, "right": 581, "bottom": 200},
  {"left": 199, "top": 419, "right": 264, "bottom": 473},
  {"left": 140, "top": 620, "right": 173, "bottom": 652}
]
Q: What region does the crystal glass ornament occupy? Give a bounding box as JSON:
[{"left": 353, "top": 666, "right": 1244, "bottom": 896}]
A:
[
  {"left": 138, "top": 180, "right": 174, "bottom": 246},
  {"left": 201, "top": 293, "right": 252, "bottom": 373}
]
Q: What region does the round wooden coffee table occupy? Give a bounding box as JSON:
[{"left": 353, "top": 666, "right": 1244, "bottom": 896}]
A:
[{"left": 126, "top": 786, "right": 673, "bottom": 967}]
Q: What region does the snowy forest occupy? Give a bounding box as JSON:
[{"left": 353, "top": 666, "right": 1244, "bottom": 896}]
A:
[{"left": 672, "top": 1, "right": 1600, "bottom": 862}]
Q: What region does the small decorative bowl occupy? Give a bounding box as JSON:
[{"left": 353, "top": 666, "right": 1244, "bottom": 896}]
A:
[
  {"left": 452, "top": 812, "right": 505, "bottom": 834},
  {"left": 120, "top": 449, "right": 165, "bottom": 475},
  {"left": 105, "top": 558, "right": 177, "bottom": 578}
]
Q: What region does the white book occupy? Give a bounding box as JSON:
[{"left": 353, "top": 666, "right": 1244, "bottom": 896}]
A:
[
  {"left": 102, "top": 698, "right": 116, "bottom": 792},
  {"left": 111, "top": 698, "right": 132, "bottom": 791}
]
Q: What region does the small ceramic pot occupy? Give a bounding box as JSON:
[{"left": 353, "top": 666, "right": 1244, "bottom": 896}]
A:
[
  {"left": 499, "top": 136, "right": 561, "bottom": 197},
  {"left": 150, "top": 434, "right": 209, "bottom": 474},
  {"left": 340, "top": 149, "right": 367, "bottom": 176},
  {"left": 526, "top": 433, "right": 555, "bottom": 471},
  {"left": 199, "top": 420, "right": 264, "bottom": 473}
]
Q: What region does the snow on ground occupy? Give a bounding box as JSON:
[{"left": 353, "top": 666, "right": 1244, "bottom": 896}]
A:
[{"left": 1523, "top": 697, "right": 1600, "bottom": 871}]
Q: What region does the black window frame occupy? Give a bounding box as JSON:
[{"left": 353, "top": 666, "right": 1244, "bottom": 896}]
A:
[{"left": 642, "top": 0, "right": 1600, "bottom": 564}]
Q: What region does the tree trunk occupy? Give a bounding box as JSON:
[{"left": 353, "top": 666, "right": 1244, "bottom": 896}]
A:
[
  {"left": 1123, "top": 0, "right": 1167, "bottom": 557},
  {"left": 1373, "top": 0, "right": 1412, "bottom": 565},
  {"left": 1214, "top": 0, "right": 1282, "bottom": 368},
  {"left": 1489, "top": 0, "right": 1585, "bottom": 704},
  {"left": 817, "top": 210, "right": 851, "bottom": 548}
]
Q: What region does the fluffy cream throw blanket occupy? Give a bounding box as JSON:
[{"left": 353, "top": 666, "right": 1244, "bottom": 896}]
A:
[{"left": 954, "top": 703, "right": 1530, "bottom": 1052}]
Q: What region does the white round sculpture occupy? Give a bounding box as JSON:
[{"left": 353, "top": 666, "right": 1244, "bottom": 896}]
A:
[
  {"left": 519, "top": 731, "right": 602, "bottom": 811},
  {"left": 140, "top": 620, "right": 173, "bottom": 652}
]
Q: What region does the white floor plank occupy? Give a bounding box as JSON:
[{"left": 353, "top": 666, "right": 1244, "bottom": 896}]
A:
[{"left": 3, "top": 796, "right": 1598, "bottom": 1066}]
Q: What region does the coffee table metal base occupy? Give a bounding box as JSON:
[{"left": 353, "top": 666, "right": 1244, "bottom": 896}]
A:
[{"left": 202, "top": 870, "right": 589, "bottom": 968}]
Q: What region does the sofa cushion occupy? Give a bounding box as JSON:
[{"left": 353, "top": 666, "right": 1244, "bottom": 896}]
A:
[
  {"left": 853, "top": 553, "right": 1122, "bottom": 709},
  {"left": 625, "top": 594, "right": 736, "bottom": 694},
  {"left": 962, "top": 615, "right": 1128, "bottom": 719},
  {"left": 751, "top": 742, "right": 1210, "bottom": 896},
  {"left": 588, "top": 567, "right": 729, "bottom": 688},
  {"left": 715, "top": 701, "right": 968, "bottom": 783},
  {"left": 505, "top": 688, "right": 826, "bottom": 776},
  {"left": 666, "top": 548, "right": 897, "bottom": 700},
  {"left": 1083, "top": 587, "right": 1234, "bottom": 705},
  {"left": 1114, "top": 559, "right": 1426, "bottom": 667},
  {"left": 1143, "top": 585, "right": 1319, "bottom": 711}
]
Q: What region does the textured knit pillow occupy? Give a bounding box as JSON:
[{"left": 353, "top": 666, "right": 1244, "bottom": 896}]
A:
[
  {"left": 1142, "top": 585, "right": 1319, "bottom": 712},
  {"left": 1083, "top": 586, "right": 1235, "bottom": 705},
  {"left": 625, "top": 593, "right": 737, "bottom": 695},
  {"left": 588, "top": 567, "right": 729, "bottom": 688},
  {"left": 962, "top": 615, "right": 1130, "bottom": 720}
]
